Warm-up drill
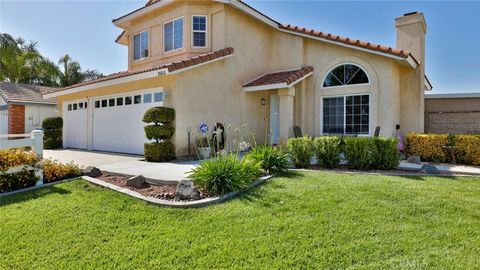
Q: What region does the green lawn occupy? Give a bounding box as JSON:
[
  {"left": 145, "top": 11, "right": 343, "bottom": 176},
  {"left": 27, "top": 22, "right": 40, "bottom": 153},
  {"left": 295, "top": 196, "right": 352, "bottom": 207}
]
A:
[{"left": 1, "top": 172, "right": 479, "bottom": 269}]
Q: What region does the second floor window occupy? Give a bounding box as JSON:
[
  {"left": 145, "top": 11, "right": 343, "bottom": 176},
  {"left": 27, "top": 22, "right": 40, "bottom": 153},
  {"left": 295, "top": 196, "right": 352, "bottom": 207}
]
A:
[
  {"left": 133, "top": 31, "right": 149, "bottom": 60},
  {"left": 192, "top": 16, "right": 207, "bottom": 47},
  {"left": 164, "top": 17, "right": 184, "bottom": 52}
]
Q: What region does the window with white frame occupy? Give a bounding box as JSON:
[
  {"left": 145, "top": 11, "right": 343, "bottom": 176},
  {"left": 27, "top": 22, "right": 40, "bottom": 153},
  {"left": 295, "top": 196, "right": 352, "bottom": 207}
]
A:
[
  {"left": 323, "top": 64, "right": 369, "bottom": 88},
  {"left": 323, "top": 95, "right": 369, "bottom": 135},
  {"left": 192, "top": 16, "right": 207, "bottom": 47},
  {"left": 164, "top": 17, "right": 184, "bottom": 52},
  {"left": 133, "top": 31, "right": 149, "bottom": 61}
]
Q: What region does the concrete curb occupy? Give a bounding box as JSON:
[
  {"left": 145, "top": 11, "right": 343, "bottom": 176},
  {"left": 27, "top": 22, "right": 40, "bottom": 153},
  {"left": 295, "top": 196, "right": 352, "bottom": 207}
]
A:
[
  {"left": 81, "top": 175, "right": 273, "bottom": 208},
  {"left": 0, "top": 177, "right": 78, "bottom": 197}
]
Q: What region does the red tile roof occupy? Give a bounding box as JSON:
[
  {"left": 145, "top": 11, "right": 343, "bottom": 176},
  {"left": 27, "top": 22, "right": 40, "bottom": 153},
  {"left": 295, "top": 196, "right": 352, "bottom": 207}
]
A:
[
  {"left": 46, "top": 47, "right": 234, "bottom": 93},
  {"left": 244, "top": 66, "right": 314, "bottom": 88},
  {"left": 279, "top": 24, "right": 417, "bottom": 63}
]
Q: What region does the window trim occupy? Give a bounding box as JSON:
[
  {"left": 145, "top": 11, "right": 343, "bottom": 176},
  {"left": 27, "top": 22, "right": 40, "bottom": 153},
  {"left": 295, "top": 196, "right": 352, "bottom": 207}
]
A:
[
  {"left": 320, "top": 93, "right": 371, "bottom": 137},
  {"left": 163, "top": 16, "right": 184, "bottom": 53},
  {"left": 321, "top": 63, "right": 370, "bottom": 89},
  {"left": 191, "top": 15, "right": 208, "bottom": 48},
  {"left": 132, "top": 30, "right": 150, "bottom": 61}
]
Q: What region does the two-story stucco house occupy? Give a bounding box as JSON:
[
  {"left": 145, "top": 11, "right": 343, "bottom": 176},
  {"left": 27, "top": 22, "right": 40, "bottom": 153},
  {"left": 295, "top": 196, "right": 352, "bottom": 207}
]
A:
[{"left": 44, "top": 0, "right": 432, "bottom": 156}]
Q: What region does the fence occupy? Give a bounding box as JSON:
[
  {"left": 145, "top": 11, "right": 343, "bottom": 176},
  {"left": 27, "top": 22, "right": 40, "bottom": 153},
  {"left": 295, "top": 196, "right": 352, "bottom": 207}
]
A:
[{"left": 0, "top": 130, "right": 44, "bottom": 184}]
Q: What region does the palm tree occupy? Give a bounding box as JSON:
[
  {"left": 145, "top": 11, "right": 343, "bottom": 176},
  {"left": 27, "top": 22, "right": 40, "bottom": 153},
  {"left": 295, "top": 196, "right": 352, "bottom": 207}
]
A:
[{"left": 58, "top": 54, "right": 103, "bottom": 87}]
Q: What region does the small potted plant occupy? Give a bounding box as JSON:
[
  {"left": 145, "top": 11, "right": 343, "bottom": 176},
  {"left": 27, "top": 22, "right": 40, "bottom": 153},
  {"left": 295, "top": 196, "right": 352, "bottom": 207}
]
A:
[{"left": 195, "top": 136, "right": 211, "bottom": 160}]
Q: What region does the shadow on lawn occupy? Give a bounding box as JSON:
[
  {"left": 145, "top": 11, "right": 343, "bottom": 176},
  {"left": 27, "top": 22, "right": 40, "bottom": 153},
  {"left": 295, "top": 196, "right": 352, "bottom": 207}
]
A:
[{"left": 0, "top": 185, "right": 71, "bottom": 207}]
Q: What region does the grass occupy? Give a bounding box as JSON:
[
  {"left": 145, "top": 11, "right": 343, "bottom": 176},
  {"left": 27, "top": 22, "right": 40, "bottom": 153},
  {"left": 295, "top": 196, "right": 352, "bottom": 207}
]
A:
[{"left": 1, "top": 172, "right": 479, "bottom": 269}]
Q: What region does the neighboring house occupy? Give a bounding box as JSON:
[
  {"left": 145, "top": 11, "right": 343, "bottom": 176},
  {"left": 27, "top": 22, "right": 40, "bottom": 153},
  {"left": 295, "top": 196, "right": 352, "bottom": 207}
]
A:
[
  {"left": 0, "top": 82, "right": 58, "bottom": 135},
  {"left": 425, "top": 93, "right": 480, "bottom": 134},
  {"left": 45, "top": 0, "right": 431, "bottom": 156}
]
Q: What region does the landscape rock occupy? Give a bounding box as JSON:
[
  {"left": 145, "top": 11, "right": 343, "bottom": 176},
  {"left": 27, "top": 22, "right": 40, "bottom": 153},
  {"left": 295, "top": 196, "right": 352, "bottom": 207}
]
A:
[
  {"left": 421, "top": 164, "right": 440, "bottom": 174},
  {"left": 407, "top": 156, "right": 421, "bottom": 164},
  {"left": 82, "top": 166, "right": 102, "bottom": 177},
  {"left": 126, "top": 175, "right": 146, "bottom": 188},
  {"left": 176, "top": 180, "right": 200, "bottom": 200}
]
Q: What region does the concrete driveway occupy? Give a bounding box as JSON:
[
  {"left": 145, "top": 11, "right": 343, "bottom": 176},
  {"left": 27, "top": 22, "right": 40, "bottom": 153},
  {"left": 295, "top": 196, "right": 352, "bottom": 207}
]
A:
[{"left": 44, "top": 149, "right": 198, "bottom": 182}]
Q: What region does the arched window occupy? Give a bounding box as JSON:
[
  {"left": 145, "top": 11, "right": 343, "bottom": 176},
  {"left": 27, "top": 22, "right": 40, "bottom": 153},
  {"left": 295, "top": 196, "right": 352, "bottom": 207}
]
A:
[{"left": 323, "top": 64, "right": 369, "bottom": 87}]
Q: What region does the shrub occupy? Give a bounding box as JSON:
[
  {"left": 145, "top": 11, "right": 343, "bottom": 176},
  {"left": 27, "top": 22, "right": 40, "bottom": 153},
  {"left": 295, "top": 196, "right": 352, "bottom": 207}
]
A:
[
  {"left": 343, "top": 138, "right": 372, "bottom": 170},
  {"left": 144, "top": 125, "right": 175, "bottom": 140},
  {"left": 287, "top": 136, "right": 314, "bottom": 168},
  {"left": 454, "top": 135, "right": 480, "bottom": 165},
  {"left": 42, "top": 117, "right": 63, "bottom": 130},
  {"left": 143, "top": 107, "right": 175, "bottom": 162},
  {"left": 369, "top": 137, "right": 400, "bottom": 170},
  {"left": 42, "top": 117, "right": 63, "bottom": 149},
  {"left": 0, "top": 149, "right": 39, "bottom": 193},
  {"left": 405, "top": 133, "right": 449, "bottom": 163},
  {"left": 313, "top": 137, "right": 341, "bottom": 169},
  {"left": 144, "top": 142, "right": 175, "bottom": 162},
  {"left": 189, "top": 154, "right": 261, "bottom": 196},
  {"left": 43, "top": 159, "right": 82, "bottom": 183},
  {"left": 245, "top": 145, "right": 289, "bottom": 175},
  {"left": 143, "top": 107, "right": 175, "bottom": 124}
]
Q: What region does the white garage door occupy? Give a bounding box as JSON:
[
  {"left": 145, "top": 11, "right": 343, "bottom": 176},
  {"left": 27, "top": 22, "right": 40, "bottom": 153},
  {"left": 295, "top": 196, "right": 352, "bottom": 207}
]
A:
[
  {"left": 0, "top": 110, "right": 8, "bottom": 134},
  {"left": 63, "top": 100, "right": 88, "bottom": 149},
  {"left": 92, "top": 90, "right": 164, "bottom": 155}
]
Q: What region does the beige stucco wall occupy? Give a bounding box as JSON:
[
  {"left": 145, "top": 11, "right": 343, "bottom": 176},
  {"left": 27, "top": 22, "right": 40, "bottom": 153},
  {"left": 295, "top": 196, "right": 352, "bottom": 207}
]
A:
[{"left": 425, "top": 98, "right": 480, "bottom": 134}]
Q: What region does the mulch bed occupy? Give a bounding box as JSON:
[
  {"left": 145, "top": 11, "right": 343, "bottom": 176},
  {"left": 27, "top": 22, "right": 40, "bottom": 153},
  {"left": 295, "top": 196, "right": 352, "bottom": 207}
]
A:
[{"left": 96, "top": 173, "right": 209, "bottom": 201}]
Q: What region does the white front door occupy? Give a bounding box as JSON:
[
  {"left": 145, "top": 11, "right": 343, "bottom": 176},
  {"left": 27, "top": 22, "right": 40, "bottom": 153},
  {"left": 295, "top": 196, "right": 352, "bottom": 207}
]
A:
[
  {"left": 270, "top": 95, "right": 280, "bottom": 145},
  {"left": 92, "top": 90, "right": 164, "bottom": 155},
  {"left": 0, "top": 110, "right": 8, "bottom": 134},
  {"left": 63, "top": 100, "right": 88, "bottom": 149}
]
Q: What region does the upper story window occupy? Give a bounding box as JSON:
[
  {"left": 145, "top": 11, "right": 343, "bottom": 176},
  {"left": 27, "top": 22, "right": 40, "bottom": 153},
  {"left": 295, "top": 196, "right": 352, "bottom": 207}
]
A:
[
  {"left": 323, "top": 64, "right": 369, "bottom": 88},
  {"left": 192, "top": 15, "right": 207, "bottom": 47},
  {"left": 164, "top": 17, "right": 184, "bottom": 52},
  {"left": 133, "top": 31, "right": 149, "bottom": 61}
]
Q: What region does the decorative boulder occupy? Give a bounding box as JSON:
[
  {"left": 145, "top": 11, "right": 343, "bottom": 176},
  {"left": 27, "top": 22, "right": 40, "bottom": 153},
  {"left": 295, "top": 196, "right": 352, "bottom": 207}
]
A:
[
  {"left": 82, "top": 166, "right": 102, "bottom": 178},
  {"left": 126, "top": 175, "right": 146, "bottom": 188},
  {"left": 176, "top": 180, "right": 200, "bottom": 200},
  {"left": 407, "top": 156, "right": 421, "bottom": 164},
  {"left": 421, "top": 164, "right": 440, "bottom": 174}
]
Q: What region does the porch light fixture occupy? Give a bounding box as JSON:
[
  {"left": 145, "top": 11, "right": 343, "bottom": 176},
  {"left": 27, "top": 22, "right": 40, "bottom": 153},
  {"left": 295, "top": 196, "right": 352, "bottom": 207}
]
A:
[{"left": 261, "top": 98, "right": 266, "bottom": 105}]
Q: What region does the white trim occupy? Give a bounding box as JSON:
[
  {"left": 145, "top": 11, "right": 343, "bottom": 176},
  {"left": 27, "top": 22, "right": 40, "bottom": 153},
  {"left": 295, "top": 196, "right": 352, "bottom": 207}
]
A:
[
  {"left": 163, "top": 16, "right": 184, "bottom": 53},
  {"left": 191, "top": 15, "right": 208, "bottom": 48},
  {"left": 132, "top": 30, "right": 150, "bottom": 61},
  {"left": 425, "top": 93, "right": 480, "bottom": 99},
  {"left": 278, "top": 28, "right": 418, "bottom": 69},
  {"left": 320, "top": 93, "right": 372, "bottom": 137},
  {"left": 113, "top": 0, "right": 175, "bottom": 26},
  {"left": 43, "top": 54, "right": 233, "bottom": 98},
  {"left": 7, "top": 100, "right": 57, "bottom": 106},
  {"left": 243, "top": 70, "right": 313, "bottom": 92},
  {"left": 321, "top": 63, "right": 371, "bottom": 89},
  {"left": 424, "top": 77, "right": 433, "bottom": 91}
]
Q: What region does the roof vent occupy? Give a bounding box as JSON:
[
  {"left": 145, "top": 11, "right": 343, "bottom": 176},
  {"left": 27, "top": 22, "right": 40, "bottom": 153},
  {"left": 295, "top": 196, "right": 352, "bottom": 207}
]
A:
[{"left": 403, "top": 11, "right": 419, "bottom": 16}]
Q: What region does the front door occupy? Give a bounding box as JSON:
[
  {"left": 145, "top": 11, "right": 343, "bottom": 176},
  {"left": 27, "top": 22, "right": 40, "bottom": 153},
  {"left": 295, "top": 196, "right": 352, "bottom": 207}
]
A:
[{"left": 270, "top": 95, "right": 280, "bottom": 145}]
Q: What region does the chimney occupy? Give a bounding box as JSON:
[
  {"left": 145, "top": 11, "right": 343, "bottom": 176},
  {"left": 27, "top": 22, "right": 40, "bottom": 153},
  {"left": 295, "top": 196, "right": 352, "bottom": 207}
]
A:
[{"left": 395, "top": 12, "right": 427, "bottom": 65}]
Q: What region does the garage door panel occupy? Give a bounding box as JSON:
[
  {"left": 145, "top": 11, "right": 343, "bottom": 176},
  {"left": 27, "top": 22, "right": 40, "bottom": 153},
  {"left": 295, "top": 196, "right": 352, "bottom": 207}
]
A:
[
  {"left": 92, "top": 91, "right": 163, "bottom": 155},
  {"left": 63, "top": 101, "right": 87, "bottom": 149}
]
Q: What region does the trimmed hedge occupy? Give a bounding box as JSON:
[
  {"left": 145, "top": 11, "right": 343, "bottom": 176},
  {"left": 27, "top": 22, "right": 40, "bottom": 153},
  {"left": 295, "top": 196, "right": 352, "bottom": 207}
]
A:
[
  {"left": 0, "top": 149, "right": 39, "bottom": 193},
  {"left": 42, "top": 117, "right": 63, "bottom": 149},
  {"left": 144, "top": 142, "right": 175, "bottom": 162},
  {"left": 287, "top": 136, "right": 314, "bottom": 168},
  {"left": 369, "top": 137, "right": 400, "bottom": 170},
  {"left": 43, "top": 159, "right": 82, "bottom": 183},
  {"left": 343, "top": 138, "right": 372, "bottom": 170},
  {"left": 144, "top": 125, "right": 175, "bottom": 140},
  {"left": 406, "top": 133, "right": 480, "bottom": 165},
  {"left": 143, "top": 107, "right": 175, "bottom": 124},
  {"left": 313, "top": 137, "right": 341, "bottom": 169}
]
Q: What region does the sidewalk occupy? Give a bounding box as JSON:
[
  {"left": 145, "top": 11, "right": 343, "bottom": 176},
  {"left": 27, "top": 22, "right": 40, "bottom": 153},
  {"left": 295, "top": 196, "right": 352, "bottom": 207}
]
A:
[{"left": 399, "top": 161, "right": 480, "bottom": 175}]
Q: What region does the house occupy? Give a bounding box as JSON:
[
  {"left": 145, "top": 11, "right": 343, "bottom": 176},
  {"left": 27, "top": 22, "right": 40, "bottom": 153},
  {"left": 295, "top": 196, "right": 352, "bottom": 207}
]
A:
[
  {"left": 0, "top": 82, "right": 58, "bottom": 135},
  {"left": 425, "top": 93, "right": 480, "bottom": 134},
  {"left": 44, "top": 0, "right": 431, "bottom": 156}
]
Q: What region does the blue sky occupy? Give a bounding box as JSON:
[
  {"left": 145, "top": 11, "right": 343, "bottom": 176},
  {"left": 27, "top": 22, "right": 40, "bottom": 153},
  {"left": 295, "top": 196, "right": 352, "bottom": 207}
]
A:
[{"left": 1, "top": 0, "right": 479, "bottom": 93}]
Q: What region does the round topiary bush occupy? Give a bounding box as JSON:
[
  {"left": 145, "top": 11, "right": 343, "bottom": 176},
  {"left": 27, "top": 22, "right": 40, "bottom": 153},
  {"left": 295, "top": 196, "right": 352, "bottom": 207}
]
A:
[
  {"left": 143, "top": 107, "right": 175, "bottom": 162},
  {"left": 42, "top": 117, "right": 63, "bottom": 149},
  {"left": 144, "top": 142, "right": 175, "bottom": 162},
  {"left": 143, "top": 107, "right": 175, "bottom": 124}
]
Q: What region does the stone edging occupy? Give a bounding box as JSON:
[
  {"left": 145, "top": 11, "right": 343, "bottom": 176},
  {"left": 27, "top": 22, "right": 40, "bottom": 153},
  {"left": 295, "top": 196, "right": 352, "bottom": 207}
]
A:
[{"left": 81, "top": 175, "right": 273, "bottom": 208}]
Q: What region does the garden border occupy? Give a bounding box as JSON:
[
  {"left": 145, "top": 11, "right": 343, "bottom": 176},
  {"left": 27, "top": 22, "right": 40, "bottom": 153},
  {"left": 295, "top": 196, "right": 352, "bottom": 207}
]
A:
[{"left": 81, "top": 175, "right": 273, "bottom": 208}]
